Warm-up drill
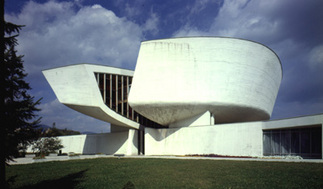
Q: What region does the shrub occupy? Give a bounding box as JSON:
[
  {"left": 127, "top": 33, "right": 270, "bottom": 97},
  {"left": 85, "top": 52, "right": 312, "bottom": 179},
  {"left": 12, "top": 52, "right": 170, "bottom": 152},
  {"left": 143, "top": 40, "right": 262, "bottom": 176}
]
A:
[
  {"left": 32, "top": 137, "right": 63, "bottom": 157},
  {"left": 68, "top": 152, "right": 79, "bottom": 157},
  {"left": 32, "top": 154, "right": 45, "bottom": 159}
]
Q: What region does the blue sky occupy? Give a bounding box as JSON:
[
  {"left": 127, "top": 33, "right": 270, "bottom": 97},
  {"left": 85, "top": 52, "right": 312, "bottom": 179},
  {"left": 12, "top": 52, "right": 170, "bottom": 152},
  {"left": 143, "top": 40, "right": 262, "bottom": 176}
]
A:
[{"left": 5, "top": 0, "right": 323, "bottom": 133}]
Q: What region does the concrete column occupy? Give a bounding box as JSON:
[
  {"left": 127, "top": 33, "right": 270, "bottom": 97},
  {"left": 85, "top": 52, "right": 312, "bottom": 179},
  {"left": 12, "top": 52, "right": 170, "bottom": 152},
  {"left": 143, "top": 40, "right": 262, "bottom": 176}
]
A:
[
  {"left": 109, "top": 74, "right": 112, "bottom": 108},
  {"left": 139, "top": 126, "right": 145, "bottom": 155},
  {"left": 126, "top": 76, "right": 129, "bottom": 118},
  {"left": 103, "top": 74, "right": 106, "bottom": 103},
  {"left": 210, "top": 113, "right": 215, "bottom": 125},
  {"left": 96, "top": 73, "right": 99, "bottom": 85},
  {"left": 132, "top": 108, "right": 135, "bottom": 121},
  {"left": 121, "top": 76, "right": 124, "bottom": 115},
  {"left": 116, "top": 75, "right": 118, "bottom": 113},
  {"left": 96, "top": 73, "right": 100, "bottom": 93},
  {"left": 126, "top": 129, "right": 138, "bottom": 155}
]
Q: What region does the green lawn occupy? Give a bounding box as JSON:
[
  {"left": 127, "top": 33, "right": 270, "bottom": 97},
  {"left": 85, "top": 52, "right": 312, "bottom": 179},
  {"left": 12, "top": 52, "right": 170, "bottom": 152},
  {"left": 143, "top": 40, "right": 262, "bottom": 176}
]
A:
[{"left": 6, "top": 158, "right": 323, "bottom": 188}]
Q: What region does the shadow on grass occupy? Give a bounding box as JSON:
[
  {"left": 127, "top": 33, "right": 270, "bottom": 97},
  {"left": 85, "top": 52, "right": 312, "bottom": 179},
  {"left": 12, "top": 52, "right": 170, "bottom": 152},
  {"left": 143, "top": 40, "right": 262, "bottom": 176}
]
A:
[
  {"left": 16, "top": 169, "right": 88, "bottom": 189},
  {"left": 6, "top": 175, "right": 18, "bottom": 189}
]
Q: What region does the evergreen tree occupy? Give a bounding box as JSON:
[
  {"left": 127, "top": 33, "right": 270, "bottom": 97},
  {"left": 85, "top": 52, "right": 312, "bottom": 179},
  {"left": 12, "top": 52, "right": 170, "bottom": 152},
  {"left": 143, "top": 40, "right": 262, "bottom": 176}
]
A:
[
  {"left": 3, "top": 25, "right": 41, "bottom": 161},
  {"left": 1, "top": 0, "right": 41, "bottom": 187}
]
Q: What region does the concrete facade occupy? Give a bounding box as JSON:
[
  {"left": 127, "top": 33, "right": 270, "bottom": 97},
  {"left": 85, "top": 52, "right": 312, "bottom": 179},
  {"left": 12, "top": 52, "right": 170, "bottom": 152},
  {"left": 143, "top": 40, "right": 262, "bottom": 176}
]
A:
[
  {"left": 43, "top": 64, "right": 140, "bottom": 129},
  {"left": 37, "top": 114, "right": 321, "bottom": 158},
  {"left": 128, "top": 37, "right": 282, "bottom": 126},
  {"left": 145, "top": 114, "right": 323, "bottom": 158},
  {"left": 42, "top": 37, "right": 322, "bottom": 159},
  {"left": 33, "top": 129, "right": 139, "bottom": 155},
  {"left": 145, "top": 121, "right": 263, "bottom": 157}
]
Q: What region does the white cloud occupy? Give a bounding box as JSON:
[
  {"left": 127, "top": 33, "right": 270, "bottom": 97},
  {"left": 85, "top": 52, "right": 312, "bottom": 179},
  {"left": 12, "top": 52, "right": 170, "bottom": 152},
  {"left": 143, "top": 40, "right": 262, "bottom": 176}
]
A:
[
  {"left": 39, "top": 99, "right": 62, "bottom": 115},
  {"left": 172, "top": 0, "right": 323, "bottom": 118},
  {"left": 190, "top": 0, "right": 219, "bottom": 14},
  {"left": 6, "top": 1, "right": 143, "bottom": 75},
  {"left": 173, "top": 26, "right": 209, "bottom": 37},
  {"left": 5, "top": 0, "right": 147, "bottom": 133},
  {"left": 208, "top": 0, "right": 283, "bottom": 43},
  {"left": 115, "top": 0, "right": 146, "bottom": 18},
  {"left": 39, "top": 99, "right": 110, "bottom": 133},
  {"left": 142, "top": 12, "right": 159, "bottom": 35},
  {"left": 309, "top": 45, "right": 323, "bottom": 70},
  {"left": 124, "top": 3, "right": 141, "bottom": 17},
  {"left": 4, "top": 0, "right": 322, "bottom": 132}
]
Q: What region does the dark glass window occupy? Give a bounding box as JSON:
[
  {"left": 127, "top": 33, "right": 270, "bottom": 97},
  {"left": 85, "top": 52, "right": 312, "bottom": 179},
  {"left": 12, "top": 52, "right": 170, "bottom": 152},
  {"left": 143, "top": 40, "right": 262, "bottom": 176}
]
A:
[
  {"left": 94, "top": 72, "right": 163, "bottom": 128},
  {"left": 263, "top": 126, "right": 322, "bottom": 159}
]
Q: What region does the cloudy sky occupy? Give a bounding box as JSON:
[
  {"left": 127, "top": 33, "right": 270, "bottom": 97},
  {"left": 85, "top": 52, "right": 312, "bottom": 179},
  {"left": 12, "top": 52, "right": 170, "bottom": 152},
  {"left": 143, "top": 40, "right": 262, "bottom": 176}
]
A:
[{"left": 5, "top": 0, "right": 323, "bottom": 133}]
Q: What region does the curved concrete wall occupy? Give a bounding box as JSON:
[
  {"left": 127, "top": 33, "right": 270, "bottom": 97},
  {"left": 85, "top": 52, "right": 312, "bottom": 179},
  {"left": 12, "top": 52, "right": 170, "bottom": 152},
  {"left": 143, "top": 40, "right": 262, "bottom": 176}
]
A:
[
  {"left": 128, "top": 37, "right": 282, "bottom": 126},
  {"left": 43, "top": 64, "right": 140, "bottom": 129}
]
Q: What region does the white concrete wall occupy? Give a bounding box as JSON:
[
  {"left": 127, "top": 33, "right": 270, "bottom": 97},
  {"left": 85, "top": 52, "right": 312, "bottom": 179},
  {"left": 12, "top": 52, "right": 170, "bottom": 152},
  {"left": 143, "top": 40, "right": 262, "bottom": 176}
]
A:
[
  {"left": 145, "top": 122, "right": 264, "bottom": 157},
  {"left": 59, "top": 135, "right": 87, "bottom": 154},
  {"left": 27, "top": 115, "right": 322, "bottom": 157},
  {"left": 263, "top": 114, "right": 323, "bottom": 129},
  {"left": 28, "top": 130, "right": 138, "bottom": 155},
  {"left": 43, "top": 64, "right": 140, "bottom": 129},
  {"left": 145, "top": 114, "right": 323, "bottom": 157},
  {"left": 129, "top": 37, "right": 282, "bottom": 126},
  {"left": 169, "top": 111, "right": 214, "bottom": 128},
  {"left": 127, "top": 129, "right": 139, "bottom": 155}
]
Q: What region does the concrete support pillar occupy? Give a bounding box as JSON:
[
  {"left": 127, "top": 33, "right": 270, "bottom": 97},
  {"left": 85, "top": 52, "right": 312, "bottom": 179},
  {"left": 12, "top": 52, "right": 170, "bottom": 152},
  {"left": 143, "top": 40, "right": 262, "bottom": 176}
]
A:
[
  {"left": 96, "top": 73, "right": 100, "bottom": 85},
  {"left": 138, "top": 126, "right": 145, "bottom": 155},
  {"left": 126, "top": 76, "right": 129, "bottom": 118},
  {"left": 127, "top": 129, "right": 138, "bottom": 155},
  {"left": 109, "top": 74, "right": 112, "bottom": 108},
  {"left": 116, "top": 75, "right": 118, "bottom": 113},
  {"left": 103, "top": 74, "right": 106, "bottom": 103},
  {"left": 121, "top": 76, "right": 124, "bottom": 115},
  {"left": 132, "top": 107, "right": 135, "bottom": 121},
  {"left": 210, "top": 113, "right": 215, "bottom": 125}
]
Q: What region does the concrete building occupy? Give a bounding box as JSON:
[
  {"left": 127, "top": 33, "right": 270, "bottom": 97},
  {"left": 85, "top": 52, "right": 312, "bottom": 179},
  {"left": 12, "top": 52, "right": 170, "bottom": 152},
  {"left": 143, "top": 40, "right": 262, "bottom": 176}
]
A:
[{"left": 43, "top": 37, "right": 323, "bottom": 158}]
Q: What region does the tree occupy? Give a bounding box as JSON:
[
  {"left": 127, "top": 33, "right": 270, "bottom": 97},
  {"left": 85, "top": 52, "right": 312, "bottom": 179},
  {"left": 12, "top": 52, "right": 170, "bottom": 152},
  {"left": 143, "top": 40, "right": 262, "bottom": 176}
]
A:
[
  {"left": 1, "top": 0, "right": 41, "bottom": 188},
  {"left": 32, "top": 137, "right": 64, "bottom": 157},
  {"left": 3, "top": 28, "right": 42, "bottom": 161}
]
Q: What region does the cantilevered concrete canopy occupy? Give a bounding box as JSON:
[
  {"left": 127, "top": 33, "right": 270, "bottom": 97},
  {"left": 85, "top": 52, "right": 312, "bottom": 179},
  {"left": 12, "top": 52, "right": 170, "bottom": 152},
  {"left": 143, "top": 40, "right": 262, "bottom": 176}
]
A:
[
  {"left": 128, "top": 37, "right": 283, "bottom": 126},
  {"left": 43, "top": 64, "right": 141, "bottom": 129}
]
